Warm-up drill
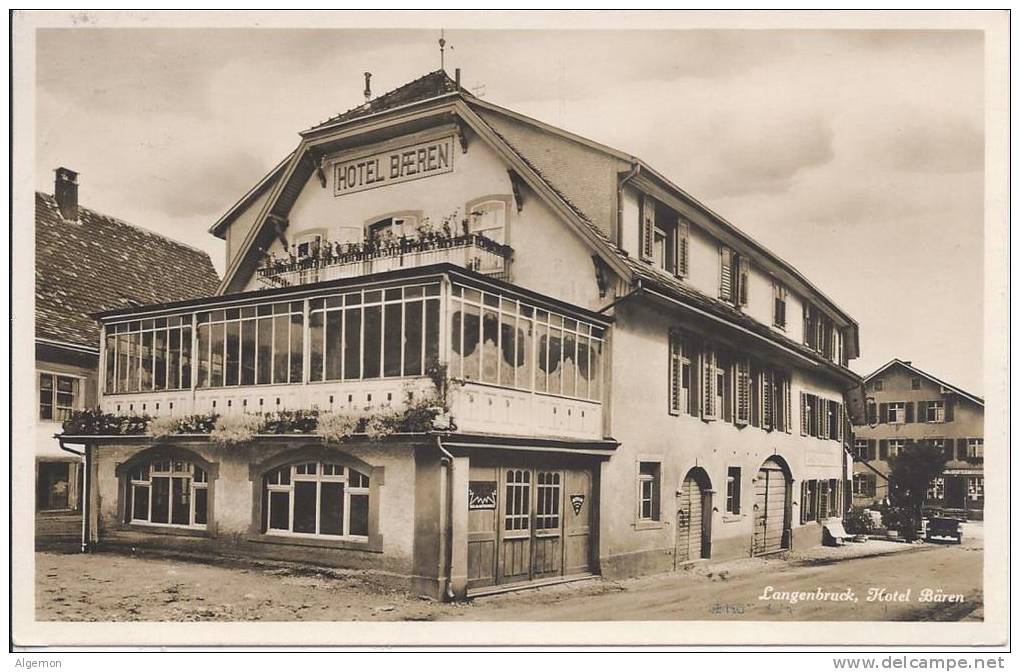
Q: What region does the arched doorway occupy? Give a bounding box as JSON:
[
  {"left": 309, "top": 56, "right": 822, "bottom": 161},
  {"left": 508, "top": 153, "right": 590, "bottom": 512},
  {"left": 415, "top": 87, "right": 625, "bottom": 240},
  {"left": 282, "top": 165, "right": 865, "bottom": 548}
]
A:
[
  {"left": 675, "top": 467, "right": 712, "bottom": 567},
  {"left": 753, "top": 457, "right": 792, "bottom": 555}
]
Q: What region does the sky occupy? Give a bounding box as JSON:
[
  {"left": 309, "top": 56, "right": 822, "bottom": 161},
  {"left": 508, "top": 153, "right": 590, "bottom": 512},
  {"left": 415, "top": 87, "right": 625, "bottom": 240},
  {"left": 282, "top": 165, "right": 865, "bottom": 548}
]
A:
[{"left": 35, "top": 27, "right": 986, "bottom": 394}]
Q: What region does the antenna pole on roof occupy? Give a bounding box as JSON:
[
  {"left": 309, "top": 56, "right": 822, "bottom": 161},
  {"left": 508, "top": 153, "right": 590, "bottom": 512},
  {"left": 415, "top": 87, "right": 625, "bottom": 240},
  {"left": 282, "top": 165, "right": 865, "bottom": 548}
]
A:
[{"left": 439, "top": 29, "right": 446, "bottom": 71}]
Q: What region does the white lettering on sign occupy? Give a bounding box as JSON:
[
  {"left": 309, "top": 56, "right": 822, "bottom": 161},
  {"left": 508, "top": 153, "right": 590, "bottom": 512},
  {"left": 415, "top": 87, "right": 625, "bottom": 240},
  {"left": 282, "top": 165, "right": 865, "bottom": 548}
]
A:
[{"left": 332, "top": 136, "right": 455, "bottom": 196}]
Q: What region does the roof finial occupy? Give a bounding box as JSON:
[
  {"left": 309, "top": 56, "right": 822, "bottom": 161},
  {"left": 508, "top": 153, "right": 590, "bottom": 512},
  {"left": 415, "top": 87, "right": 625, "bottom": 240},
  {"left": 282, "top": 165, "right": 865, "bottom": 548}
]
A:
[{"left": 439, "top": 29, "right": 446, "bottom": 71}]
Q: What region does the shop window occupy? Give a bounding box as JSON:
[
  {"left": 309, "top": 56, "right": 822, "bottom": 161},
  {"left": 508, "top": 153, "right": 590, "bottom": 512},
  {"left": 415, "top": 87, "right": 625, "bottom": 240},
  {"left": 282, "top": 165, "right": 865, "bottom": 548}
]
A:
[
  {"left": 264, "top": 461, "right": 370, "bottom": 539},
  {"left": 637, "top": 461, "right": 661, "bottom": 521},
  {"left": 39, "top": 372, "right": 80, "bottom": 421},
  {"left": 127, "top": 459, "right": 208, "bottom": 529},
  {"left": 726, "top": 467, "right": 741, "bottom": 514}
]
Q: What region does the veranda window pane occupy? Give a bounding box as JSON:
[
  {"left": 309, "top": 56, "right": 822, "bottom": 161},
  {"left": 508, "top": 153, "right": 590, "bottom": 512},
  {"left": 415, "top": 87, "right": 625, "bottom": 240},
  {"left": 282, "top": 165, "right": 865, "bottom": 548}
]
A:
[
  {"left": 293, "top": 482, "right": 317, "bottom": 534},
  {"left": 194, "top": 488, "right": 208, "bottom": 525},
  {"left": 517, "top": 316, "right": 533, "bottom": 390},
  {"left": 269, "top": 491, "right": 290, "bottom": 530},
  {"left": 196, "top": 324, "right": 210, "bottom": 387},
  {"left": 589, "top": 339, "right": 602, "bottom": 401},
  {"left": 225, "top": 321, "right": 240, "bottom": 386},
  {"left": 319, "top": 482, "right": 344, "bottom": 536},
  {"left": 324, "top": 310, "right": 343, "bottom": 381},
  {"left": 499, "top": 315, "right": 517, "bottom": 388},
  {"left": 403, "top": 300, "right": 423, "bottom": 376},
  {"left": 350, "top": 494, "right": 369, "bottom": 537},
  {"left": 117, "top": 333, "right": 130, "bottom": 392},
  {"left": 241, "top": 319, "right": 256, "bottom": 385},
  {"left": 181, "top": 326, "right": 192, "bottom": 388},
  {"left": 153, "top": 330, "right": 167, "bottom": 390},
  {"left": 127, "top": 332, "right": 140, "bottom": 392},
  {"left": 562, "top": 333, "right": 577, "bottom": 397},
  {"left": 168, "top": 329, "right": 181, "bottom": 389},
  {"left": 383, "top": 302, "right": 402, "bottom": 377},
  {"left": 105, "top": 334, "right": 116, "bottom": 393},
  {"left": 363, "top": 305, "right": 382, "bottom": 379},
  {"left": 424, "top": 298, "right": 440, "bottom": 368},
  {"left": 257, "top": 317, "right": 273, "bottom": 385},
  {"left": 482, "top": 310, "right": 499, "bottom": 384},
  {"left": 309, "top": 311, "right": 324, "bottom": 382},
  {"left": 210, "top": 322, "right": 225, "bottom": 387},
  {"left": 151, "top": 477, "right": 170, "bottom": 524},
  {"left": 534, "top": 321, "right": 548, "bottom": 392},
  {"left": 460, "top": 303, "right": 481, "bottom": 381},
  {"left": 171, "top": 477, "right": 190, "bottom": 525},
  {"left": 132, "top": 485, "right": 149, "bottom": 521},
  {"left": 289, "top": 313, "right": 304, "bottom": 383},
  {"left": 343, "top": 308, "right": 362, "bottom": 379},
  {"left": 272, "top": 315, "right": 289, "bottom": 384},
  {"left": 140, "top": 331, "right": 153, "bottom": 390}
]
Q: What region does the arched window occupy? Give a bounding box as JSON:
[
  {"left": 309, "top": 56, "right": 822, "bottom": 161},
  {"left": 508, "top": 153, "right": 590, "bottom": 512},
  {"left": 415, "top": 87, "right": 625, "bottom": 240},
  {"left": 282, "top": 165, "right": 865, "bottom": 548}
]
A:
[
  {"left": 468, "top": 200, "right": 506, "bottom": 244},
  {"left": 263, "top": 462, "right": 370, "bottom": 539},
  {"left": 127, "top": 459, "right": 208, "bottom": 528}
]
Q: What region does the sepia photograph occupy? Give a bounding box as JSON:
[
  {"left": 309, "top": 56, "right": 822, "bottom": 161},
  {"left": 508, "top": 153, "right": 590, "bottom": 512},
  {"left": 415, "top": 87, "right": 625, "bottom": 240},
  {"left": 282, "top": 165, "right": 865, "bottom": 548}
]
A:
[{"left": 9, "top": 9, "right": 1009, "bottom": 652}]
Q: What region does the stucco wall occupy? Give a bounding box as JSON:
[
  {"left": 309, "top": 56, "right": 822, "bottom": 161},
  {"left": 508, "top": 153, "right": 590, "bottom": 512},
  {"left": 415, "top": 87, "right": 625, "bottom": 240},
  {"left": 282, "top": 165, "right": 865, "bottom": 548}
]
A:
[
  {"left": 91, "top": 439, "right": 423, "bottom": 578},
  {"left": 599, "top": 301, "right": 847, "bottom": 577},
  {"left": 239, "top": 127, "right": 604, "bottom": 312}
]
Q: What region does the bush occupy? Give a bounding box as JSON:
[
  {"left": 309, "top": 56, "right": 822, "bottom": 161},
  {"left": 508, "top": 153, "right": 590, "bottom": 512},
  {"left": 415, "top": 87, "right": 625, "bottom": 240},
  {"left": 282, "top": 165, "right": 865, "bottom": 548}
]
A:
[
  {"left": 843, "top": 507, "right": 876, "bottom": 535},
  {"left": 317, "top": 411, "right": 360, "bottom": 444},
  {"left": 210, "top": 414, "right": 264, "bottom": 446}
]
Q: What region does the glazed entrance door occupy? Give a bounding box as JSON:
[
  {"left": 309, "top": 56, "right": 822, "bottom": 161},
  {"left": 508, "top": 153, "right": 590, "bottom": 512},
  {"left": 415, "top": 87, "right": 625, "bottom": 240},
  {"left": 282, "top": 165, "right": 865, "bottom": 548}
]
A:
[{"left": 500, "top": 468, "right": 533, "bottom": 584}]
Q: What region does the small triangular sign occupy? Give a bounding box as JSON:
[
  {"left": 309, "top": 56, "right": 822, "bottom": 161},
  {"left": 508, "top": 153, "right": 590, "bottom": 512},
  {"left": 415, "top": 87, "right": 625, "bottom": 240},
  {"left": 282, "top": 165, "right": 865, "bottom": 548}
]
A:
[{"left": 570, "top": 494, "right": 585, "bottom": 515}]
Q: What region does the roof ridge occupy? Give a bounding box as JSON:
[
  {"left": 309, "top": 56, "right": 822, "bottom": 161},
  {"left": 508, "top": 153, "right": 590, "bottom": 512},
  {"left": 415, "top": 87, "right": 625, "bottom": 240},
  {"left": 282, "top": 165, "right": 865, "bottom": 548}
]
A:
[
  {"left": 308, "top": 69, "right": 462, "bottom": 131},
  {"left": 36, "top": 191, "right": 214, "bottom": 260}
]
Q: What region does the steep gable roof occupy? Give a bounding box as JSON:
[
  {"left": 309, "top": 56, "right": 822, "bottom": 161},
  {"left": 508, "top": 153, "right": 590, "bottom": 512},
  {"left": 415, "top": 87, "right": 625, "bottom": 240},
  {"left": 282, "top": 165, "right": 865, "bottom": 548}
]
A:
[
  {"left": 863, "top": 359, "right": 983, "bottom": 406},
  {"left": 36, "top": 192, "right": 221, "bottom": 350}
]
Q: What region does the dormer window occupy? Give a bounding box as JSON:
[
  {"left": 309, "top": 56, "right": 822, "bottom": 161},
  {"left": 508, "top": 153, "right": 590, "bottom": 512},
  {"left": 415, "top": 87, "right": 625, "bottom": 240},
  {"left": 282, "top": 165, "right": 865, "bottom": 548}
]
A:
[
  {"left": 720, "top": 246, "right": 748, "bottom": 306},
  {"left": 638, "top": 195, "right": 688, "bottom": 278}
]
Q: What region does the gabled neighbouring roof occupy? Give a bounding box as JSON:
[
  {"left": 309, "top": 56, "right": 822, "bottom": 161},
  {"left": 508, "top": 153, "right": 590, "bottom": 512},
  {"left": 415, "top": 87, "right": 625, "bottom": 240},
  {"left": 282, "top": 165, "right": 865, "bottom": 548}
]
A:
[
  {"left": 35, "top": 192, "right": 221, "bottom": 351},
  {"left": 863, "top": 359, "right": 984, "bottom": 406}
]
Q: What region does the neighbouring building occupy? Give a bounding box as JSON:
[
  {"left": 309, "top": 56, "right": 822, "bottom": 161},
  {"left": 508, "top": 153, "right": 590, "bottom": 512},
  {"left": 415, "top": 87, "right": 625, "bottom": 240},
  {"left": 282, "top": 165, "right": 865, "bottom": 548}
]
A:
[
  {"left": 61, "top": 70, "right": 865, "bottom": 599},
  {"left": 852, "top": 359, "right": 984, "bottom": 519},
  {"left": 35, "top": 168, "right": 219, "bottom": 535}
]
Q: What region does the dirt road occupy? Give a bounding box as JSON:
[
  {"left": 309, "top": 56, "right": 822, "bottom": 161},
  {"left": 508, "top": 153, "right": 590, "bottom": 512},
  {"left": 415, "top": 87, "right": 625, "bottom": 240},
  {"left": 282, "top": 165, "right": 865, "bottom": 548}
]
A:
[{"left": 35, "top": 525, "right": 982, "bottom": 622}]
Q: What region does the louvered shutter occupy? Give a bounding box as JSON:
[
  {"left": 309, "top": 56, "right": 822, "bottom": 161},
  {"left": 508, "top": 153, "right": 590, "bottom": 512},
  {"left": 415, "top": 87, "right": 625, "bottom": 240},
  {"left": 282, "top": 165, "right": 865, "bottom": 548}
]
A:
[
  {"left": 668, "top": 331, "right": 681, "bottom": 416},
  {"left": 639, "top": 194, "right": 654, "bottom": 262},
  {"left": 701, "top": 348, "right": 716, "bottom": 420},
  {"left": 867, "top": 439, "right": 876, "bottom": 460},
  {"left": 676, "top": 219, "right": 690, "bottom": 278},
  {"left": 800, "top": 392, "right": 808, "bottom": 435},
  {"left": 738, "top": 257, "right": 750, "bottom": 306},
  {"left": 837, "top": 402, "right": 844, "bottom": 442},
  {"left": 800, "top": 481, "right": 809, "bottom": 524},
  {"left": 719, "top": 246, "right": 733, "bottom": 301},
  {"left": 784, "top": 377, "right": 792, "bottom": 433},
  {"left": 762, "top": 368, "right": 774, "bottom": 431},
  {"left": 735, "top": 359, "right": 751, "bottom": 425},
  {"left": 905, "top": 402, "right": 915, "bottom": 423}
]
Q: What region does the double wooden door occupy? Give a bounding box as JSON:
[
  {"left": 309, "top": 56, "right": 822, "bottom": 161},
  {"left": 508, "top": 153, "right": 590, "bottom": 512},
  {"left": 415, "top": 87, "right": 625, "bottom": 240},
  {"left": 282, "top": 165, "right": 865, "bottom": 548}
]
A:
[
  {"left": 467, "top": 465, "right": 593, "bottom": 590},
  {"left": 675, "top": 474, "right": 705, "bottom": 565},
  {"left": 753, "top": 460, "right": 790, "bottom": 555}
]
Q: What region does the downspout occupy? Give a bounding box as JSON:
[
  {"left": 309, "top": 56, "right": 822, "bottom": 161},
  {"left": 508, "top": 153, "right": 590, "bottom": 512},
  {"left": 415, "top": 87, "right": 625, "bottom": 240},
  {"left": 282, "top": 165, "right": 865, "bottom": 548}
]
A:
[
  {"left": 435, "top": 435, "right": 456, "bottom": 601},
  {"left": 616, "top": 162, "right": 641, "bottom": 246},
  {"left": 58, "top": 438, "right": 88, "bottom": 553}
]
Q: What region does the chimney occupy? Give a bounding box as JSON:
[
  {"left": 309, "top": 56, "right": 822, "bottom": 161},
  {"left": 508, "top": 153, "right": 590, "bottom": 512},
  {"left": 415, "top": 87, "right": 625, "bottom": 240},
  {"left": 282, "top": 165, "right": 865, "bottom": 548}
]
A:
[
  {"left": 455, "top": 68, "right": 461, "bottom": 89},
  {"left": 363, "top": 72, "right": 372, "bottom": 102},
  {"left": 54, "top": 167, "right": 79, "bottom": 221}
]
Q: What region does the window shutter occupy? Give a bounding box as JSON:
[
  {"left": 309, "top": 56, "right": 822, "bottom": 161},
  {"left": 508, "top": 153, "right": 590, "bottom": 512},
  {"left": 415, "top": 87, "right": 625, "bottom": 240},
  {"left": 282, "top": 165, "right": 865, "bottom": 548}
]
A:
[
  {"left": 719, "top": 246, "right": 733, "bottom": 301},
  {"left": 879, "top": 403, "right": 889, "bottom": 424},
  {"left": 738, "top": 257, "right": 750, "bottom": 306},
  {"left": 639, "top": 195, "right": 654, "bottom": 262},
  {"left": 956, "top": 438, "right": 967, "bottom": 460},
  {"left": 735, "top": 358, "right": 751, "bottom": 426},
  {"left": 676, "top": 219, "right": 690, "bottom": 278},
  {"left": 837, "top": 402, "right": 844, "bottom": 442},
  {"left": 800, "top": 481, "right": 809, "bottom": 524},
  {"left": 799, "top": 392, "right": 808, "bottom": 435},
  {"left": 762, "top": 368, "right": 774, "bottom": 431},
  {"left": 867, "top": 439, "right": 876, "bottom": 460},
  {"left": 945, "top": 398, "right": 955, "bottom": 422},
  {"left": 668, "top": 331, "right": 681, "bottom": 416},
  {"left": 701, "top": 348, "right": 716, "bottom": 420},
  {"left": 879, "top": 440, "right": 889, "bottom": 460},
  {"left": 905, "top": 401, "right": 915, "bottom": 423}
]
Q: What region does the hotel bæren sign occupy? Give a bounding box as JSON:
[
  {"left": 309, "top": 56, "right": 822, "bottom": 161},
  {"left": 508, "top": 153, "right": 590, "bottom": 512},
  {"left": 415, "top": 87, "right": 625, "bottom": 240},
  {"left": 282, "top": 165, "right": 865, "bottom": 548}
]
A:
[{"left": 333, "top": 136, "right": 455, "bottom": 196}]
